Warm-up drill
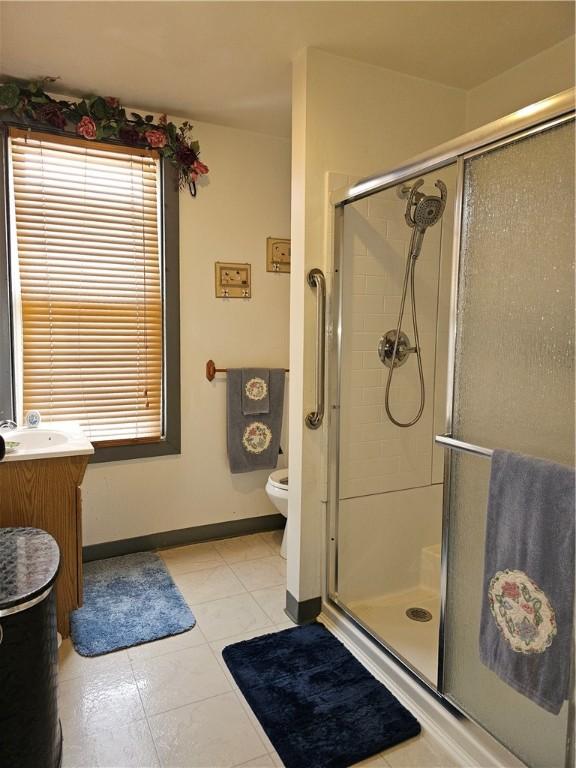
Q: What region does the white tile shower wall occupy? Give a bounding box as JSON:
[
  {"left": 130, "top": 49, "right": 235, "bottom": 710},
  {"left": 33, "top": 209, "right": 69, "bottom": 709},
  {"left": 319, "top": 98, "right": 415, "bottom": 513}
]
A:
[{"left": 338, "top": 179, "right": 443, "bottom": 499}]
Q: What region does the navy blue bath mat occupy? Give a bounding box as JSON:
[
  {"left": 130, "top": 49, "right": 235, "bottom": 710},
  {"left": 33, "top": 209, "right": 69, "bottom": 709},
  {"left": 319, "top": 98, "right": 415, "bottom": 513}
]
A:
[
  {"left": 223, "top": 622, "right": 420, "bottom": 768},
  {"left": 70, "top": 552, "right": 195, "bottom": 656}
]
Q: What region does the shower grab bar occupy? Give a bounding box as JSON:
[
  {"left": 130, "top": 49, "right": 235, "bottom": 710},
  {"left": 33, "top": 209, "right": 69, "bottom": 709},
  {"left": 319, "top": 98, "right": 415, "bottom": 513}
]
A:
[
  {"left": 305, "top": 268, "right": 326, "bottom": 430},
  {"left": 435, "top": 434, "right": 494, "bottom": 458}
]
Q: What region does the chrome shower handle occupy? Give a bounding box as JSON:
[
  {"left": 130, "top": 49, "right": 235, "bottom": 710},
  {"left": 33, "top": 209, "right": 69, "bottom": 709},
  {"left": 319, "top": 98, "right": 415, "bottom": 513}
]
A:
[{"left": 305, "top": 268, "right": 326, "bottom": 430}]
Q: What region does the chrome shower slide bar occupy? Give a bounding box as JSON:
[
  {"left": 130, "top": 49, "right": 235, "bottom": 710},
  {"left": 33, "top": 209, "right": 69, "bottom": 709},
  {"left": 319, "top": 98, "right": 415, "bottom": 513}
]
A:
[{"left": 435, "top": 434, "right": 494, "bottom": 458}]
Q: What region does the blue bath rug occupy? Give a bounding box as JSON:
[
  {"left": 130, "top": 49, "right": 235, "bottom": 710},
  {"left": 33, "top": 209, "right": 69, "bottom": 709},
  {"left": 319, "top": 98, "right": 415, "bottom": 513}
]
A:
[
  {"left": 223, "top": 622, "right": 421, "bottom": 768},
  {"left": 70, "top": 552, "right": 195, "bottom": 656}
]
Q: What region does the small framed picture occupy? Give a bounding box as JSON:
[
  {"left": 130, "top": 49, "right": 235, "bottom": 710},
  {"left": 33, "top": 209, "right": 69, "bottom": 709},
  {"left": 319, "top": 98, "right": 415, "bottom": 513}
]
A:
[
  {"left": 215, "top": 262, "right": 251, "bottom": 298},
  {"left": 266, "top": 237, "right": 290, "bottom": 273}
]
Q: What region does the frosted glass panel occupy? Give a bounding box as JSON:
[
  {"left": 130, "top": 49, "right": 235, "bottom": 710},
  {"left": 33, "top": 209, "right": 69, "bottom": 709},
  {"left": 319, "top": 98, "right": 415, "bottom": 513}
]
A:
[{"left": 444, "top": 120, "right": 574, "bottom": 768}]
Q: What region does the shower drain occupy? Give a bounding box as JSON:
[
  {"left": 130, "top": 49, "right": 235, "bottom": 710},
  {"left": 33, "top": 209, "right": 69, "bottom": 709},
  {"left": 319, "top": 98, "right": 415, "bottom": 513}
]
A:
[{"left": 405, "top": 607, "right": 433, "bottom": 622}]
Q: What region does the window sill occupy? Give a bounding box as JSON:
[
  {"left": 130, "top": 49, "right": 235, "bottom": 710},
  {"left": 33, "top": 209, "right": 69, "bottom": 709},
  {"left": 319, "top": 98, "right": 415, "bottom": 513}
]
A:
[{"left": 90, "top": 437, "right": 180, "bottom": 464}]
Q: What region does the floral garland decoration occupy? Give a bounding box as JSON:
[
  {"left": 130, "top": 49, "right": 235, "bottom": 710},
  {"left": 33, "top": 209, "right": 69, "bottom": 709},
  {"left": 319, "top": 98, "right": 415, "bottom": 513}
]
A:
[{"left": 0, "top": 77, "right": 208, "bottom": 196}]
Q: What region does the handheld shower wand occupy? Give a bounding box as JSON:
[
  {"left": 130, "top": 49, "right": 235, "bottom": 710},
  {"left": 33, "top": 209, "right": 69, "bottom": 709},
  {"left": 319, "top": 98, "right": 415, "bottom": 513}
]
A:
[
  {"left": 405, "top": 178, "right": 447, "bottom": 259},
  {"left": 379, "top": 179, "right": 447, "bottom": 427}
]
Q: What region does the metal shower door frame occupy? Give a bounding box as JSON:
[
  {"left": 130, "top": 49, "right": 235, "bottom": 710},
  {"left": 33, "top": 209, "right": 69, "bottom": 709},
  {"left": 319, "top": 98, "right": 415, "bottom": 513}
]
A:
[{"left": 324, "top": 88, "right": 575, "bottom": 762}]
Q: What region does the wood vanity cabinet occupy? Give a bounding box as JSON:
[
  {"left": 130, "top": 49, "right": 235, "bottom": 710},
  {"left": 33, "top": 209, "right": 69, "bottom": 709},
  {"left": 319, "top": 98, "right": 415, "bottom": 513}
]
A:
[{"left": 0, "top": 455, "right": 89, "bottom": 638}]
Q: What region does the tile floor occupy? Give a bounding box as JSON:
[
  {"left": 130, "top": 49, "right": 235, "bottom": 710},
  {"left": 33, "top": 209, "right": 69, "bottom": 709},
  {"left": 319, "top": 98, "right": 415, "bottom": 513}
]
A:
[{"left": 59, "top": 531, "right": 461, "bottom": 768}]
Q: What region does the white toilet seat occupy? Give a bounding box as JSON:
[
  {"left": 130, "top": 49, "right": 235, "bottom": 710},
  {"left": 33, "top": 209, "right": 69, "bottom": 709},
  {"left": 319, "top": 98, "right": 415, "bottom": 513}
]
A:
[{"left": 268, "top": 469, "right": 288, "bottom": 491}]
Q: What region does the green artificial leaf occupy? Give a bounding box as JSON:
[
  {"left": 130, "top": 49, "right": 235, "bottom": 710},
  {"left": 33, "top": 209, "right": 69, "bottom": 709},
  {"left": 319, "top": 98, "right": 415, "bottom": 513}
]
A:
[
  {"left": 0, "top": 79, "right": 205, "bottom": 197},
  {"left": 0, "top": 83, "right": 20, "bottom": 109},
  {"left": 91, "top": 97, "right": 107, "bottom": 119}
]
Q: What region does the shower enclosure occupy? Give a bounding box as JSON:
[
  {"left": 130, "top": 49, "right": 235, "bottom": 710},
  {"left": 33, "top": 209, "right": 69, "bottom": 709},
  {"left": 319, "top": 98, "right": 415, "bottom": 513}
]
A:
[{"left": 324, "top": 90, "right": 575, "bottom": 768}]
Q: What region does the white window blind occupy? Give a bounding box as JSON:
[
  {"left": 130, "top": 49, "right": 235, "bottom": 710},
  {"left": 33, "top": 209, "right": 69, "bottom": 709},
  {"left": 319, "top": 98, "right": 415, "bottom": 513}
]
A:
[{"left": 8, "top": 129, "right": 163, "bottom": 445}]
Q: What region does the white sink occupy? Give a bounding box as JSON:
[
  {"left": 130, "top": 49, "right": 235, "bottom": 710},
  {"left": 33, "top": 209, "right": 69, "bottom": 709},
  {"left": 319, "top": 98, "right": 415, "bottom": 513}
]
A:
[{"left": 1, "top": 422, "right": 94, "bottom": 462}]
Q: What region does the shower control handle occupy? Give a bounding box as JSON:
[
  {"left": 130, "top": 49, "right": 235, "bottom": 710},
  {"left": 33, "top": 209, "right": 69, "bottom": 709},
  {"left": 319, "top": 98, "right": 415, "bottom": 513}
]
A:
[
  {"left": 305, "top": 268, "right": 326, "bottom": 430},
  {"left": 379, "top": 330, "right": 416, "bottom": 368}
]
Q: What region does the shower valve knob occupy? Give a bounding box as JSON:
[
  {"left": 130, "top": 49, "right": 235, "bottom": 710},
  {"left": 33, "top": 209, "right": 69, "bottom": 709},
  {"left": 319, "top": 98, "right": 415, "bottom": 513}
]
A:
[{"left": 378, "top": 330, "right": 415, "bottom": 368}]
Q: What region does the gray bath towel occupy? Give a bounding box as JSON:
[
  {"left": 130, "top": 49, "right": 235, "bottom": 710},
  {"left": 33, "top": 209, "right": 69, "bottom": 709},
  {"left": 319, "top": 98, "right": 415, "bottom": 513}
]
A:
[
  {"left": 227, "top": 368, "right": 285, "bottom": 474},
  {"left": 241, "top": 368, "right": 270, "bottom": 415},
  {"left": 479, "top": 450, "right": 575, "bottom": 714}
]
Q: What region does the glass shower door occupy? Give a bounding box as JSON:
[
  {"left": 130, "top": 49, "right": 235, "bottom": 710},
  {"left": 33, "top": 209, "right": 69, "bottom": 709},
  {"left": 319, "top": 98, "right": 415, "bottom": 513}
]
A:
[
  {"left": 442, "top": 119, "right": 575, "bottom": 768},
  {"left": 330, "top": 165, "right": 458, "bottom": 687}
]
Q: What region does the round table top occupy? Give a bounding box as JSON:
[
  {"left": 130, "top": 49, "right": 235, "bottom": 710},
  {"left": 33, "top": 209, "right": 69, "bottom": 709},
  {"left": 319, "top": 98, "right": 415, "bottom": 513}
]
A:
[{"left": 0, "top": 527, "right": 60, "bottom": 611}]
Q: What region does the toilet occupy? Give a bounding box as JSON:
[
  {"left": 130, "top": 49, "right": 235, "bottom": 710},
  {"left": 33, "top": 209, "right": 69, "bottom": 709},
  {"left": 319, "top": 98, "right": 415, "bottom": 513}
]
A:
[{"left": 265, "top": 469, "right": 288, "bottom": 559}]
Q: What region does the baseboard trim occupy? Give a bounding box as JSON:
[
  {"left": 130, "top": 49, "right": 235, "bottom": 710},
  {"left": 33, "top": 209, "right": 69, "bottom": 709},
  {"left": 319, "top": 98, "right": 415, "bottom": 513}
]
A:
[
  {"left": 83, "top": 514, "right": 285, "bottom": 562},
  {"left": 285, "top": 591, "right": 322, "bottom": 625}
]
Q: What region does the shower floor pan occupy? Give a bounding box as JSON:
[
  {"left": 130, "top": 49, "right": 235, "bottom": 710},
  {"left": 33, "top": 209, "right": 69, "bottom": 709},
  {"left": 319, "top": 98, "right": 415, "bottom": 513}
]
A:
[{"left": 348, "top": 586, "right": 440, "bottom": 685}]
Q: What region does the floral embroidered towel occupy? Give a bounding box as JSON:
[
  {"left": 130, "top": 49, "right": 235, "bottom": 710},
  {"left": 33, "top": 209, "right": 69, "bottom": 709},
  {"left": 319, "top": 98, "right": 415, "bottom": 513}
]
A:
[
  {"left": 227, "top": 369, "right": 285, "bottom": 474},
  {"left": 479, "top": 450, "right": 575, "bottom": 714},
  {"left": 241, "top": 369, "right": 270, "bottom": 415}
]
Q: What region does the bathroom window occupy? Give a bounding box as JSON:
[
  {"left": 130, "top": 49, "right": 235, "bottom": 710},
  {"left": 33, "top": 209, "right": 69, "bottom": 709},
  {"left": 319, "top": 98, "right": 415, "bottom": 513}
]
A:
[{"left": 0, "top": 128, "right": 180, "bottom": 461}]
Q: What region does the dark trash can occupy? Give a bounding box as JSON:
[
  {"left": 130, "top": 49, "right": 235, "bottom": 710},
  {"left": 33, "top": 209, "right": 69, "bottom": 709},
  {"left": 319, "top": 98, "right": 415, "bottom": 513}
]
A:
[{"left": 0, "top": 527, "right": 62, "bottom": 768}]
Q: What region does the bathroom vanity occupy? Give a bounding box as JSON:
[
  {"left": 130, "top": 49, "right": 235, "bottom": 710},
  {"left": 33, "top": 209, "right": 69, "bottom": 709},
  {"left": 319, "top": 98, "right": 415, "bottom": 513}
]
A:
[{"left": 0, "top": 422, "right": 94, "bottom": 637}]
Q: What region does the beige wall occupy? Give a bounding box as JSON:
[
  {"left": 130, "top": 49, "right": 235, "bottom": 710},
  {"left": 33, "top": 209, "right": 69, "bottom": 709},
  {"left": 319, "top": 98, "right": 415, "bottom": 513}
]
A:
[
  {"left": 82, "top": 120, "right": 291, "bottom": 545},
  {"left": 24, "top": 35, "right": 573, "bottom": 552},
  {"left": 287, "top": 48, "right": 467, "bottom": 604},
  {"left": 466, "top": 36, "right": 575, "bottom": 130}
]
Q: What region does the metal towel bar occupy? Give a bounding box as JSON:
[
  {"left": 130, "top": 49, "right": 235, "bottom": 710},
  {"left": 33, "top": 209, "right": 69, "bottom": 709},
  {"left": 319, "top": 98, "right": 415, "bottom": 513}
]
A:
[
  {"left": 205, "top": 360, "right": 289, "bottom": 382},
  {"left": 434, "top": 434, "right": 494, "bottom": 458}
]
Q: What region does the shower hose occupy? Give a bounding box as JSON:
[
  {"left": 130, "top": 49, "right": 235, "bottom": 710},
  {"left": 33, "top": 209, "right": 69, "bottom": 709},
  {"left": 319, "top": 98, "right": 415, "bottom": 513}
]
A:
[{"left": 384, "top": 250, "right": 425, "bottom": 427}]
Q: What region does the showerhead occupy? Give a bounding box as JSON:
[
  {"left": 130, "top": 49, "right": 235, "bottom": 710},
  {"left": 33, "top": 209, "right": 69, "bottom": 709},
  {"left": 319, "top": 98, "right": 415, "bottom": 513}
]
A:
[
  {"left": 413, "top": 191, "right": 445, "bottom": 229},
  {"left": 405, "top": 179, "right": 447, "bottom": 232},
  {"left": 403, "top": 179, "right": 448, "bottom": 260}
]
